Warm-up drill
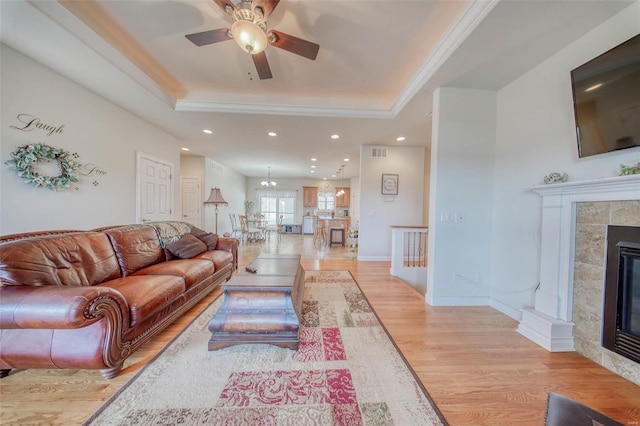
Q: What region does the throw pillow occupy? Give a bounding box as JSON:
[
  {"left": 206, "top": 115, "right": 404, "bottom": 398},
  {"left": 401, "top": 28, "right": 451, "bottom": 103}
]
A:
[
  {"left": 165, "top": 234, "right": 207, "bottom": 259},
  {"left": 190, "top": 226, "right": 218, "bottom": 250},
  {"left": 190, "top": 226, "right": 208, "bottom": 238}
]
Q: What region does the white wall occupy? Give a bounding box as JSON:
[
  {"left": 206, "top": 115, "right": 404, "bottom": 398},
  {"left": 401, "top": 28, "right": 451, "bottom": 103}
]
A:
[
  {"left": 490, "top": 2, "right": 640, "bottom": 316},
  {"left": 427, "top": 87, "right": 496, "bottom": 305},
  {"left": 203, "top": 157, "right": 246, "bottom": 236},
  {"left": 1, "top": 44, "right": 181, "bottom": 234},
  {"left": 359, "top": 145, "right": 425, "bottom": 260},
  {"left": 179, "top": 156, "right": 246, "bottom": 235}
]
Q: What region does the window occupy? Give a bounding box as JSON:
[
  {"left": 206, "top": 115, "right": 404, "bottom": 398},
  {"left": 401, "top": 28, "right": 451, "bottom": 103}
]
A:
[
  {"left": 318, "top": 191, "right": 335, "bottom": 211},
  {"left": 257, "top": 190, "right": 296, "bottom": 225}
]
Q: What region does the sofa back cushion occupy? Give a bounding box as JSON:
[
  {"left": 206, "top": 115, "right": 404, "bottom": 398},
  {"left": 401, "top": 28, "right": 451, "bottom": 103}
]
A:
[
  {"left": 104, "top": 226, "right": 164, "bottom": 276},
  {"left": 0, "top": 232, "right": 121, "bottom": 286}
]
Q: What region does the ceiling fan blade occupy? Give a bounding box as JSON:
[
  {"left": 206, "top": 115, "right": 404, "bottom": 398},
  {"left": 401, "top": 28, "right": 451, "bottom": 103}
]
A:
[
  {"left": 212, "top": 0, "right": 237, "bottom": 14},
  {"left": 268, "top": 30, "right": 319, "bottom": 60},
  {"left": 252, "top": 52, "right": 273, "bottom": 80},
  {"left": 251, "top": 0, "right": 280, "bottom": 20},
  {"left": 185, "top": 28, "right": 231, "bottom": 46}
]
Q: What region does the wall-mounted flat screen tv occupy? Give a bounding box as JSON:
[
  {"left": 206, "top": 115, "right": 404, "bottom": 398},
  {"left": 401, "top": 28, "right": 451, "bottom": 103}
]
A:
[{"left": 570, "top": 34, "right": 640, "bottom": 158}]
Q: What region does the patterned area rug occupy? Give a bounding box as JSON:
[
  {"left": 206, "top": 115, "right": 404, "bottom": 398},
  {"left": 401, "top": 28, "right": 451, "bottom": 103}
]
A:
[{"left": 85, "top": 270, "right": 446, "bottom": 425}]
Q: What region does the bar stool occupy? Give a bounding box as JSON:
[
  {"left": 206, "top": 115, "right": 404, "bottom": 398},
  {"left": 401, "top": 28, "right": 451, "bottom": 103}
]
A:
[
  {"left": 314, "top": 219, "right": 327, "bottom": 245},
  {"left": 329, "top": 227, "right": 345, "bottom": 247}
]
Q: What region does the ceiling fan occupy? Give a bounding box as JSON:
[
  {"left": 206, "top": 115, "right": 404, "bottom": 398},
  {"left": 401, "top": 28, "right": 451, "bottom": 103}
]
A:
[{"left": 185, "top": 0, "right": 320, "bottom": 80}]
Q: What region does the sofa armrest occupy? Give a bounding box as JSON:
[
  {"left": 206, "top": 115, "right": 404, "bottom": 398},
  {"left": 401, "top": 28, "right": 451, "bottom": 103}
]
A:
[
  {"left": 0, "top": 285, "right": 130, "bottom": 330},
  {"left": 215, "top": 237, "right": 239, "bottom": 271}
]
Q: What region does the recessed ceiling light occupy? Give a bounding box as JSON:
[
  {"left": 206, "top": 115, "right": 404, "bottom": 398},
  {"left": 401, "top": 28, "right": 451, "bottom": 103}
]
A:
[
  {"left": 311, "top": 158, "right": 317, "bottom": 161},
  {"left": 396, "top": 136, "right": 406, "bottom": 142},
  {"left": 181, "top": 147, "right": 190, "bottom": 151},
  {"left": 343, "top": 158, "right": 350, "bottom": 162},
  {"left": 311, "top": 165, "right": 316, "bottom": 168},
  {"left": 323, "top": 177, "right": 327, "bottom": 180},
  {"left": 310, "top": 170, "right": 315, "bottom": 173},
  {"left": 331, "top": 134, "right": 339, "bottom": 140},
  {"left": 332, "top": 174, "right": 337, "bottom": 178},
  {"left": 268, "top": 131, "right": 277, "bottom": 137},
  {"left": 203, "top": 129, "right": 212, "bottom": 134}
]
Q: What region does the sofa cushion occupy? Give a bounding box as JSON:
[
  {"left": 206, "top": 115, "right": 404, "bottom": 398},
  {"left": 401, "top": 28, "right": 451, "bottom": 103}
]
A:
[
  {"left": 0, "top": 232, "right": 121, "bottom": 286},
  {"left": 150, "top": 221, "right": 193, "bottom": 247},
  {"left": 133, "top": 259, "right": 215, "bottom": 290},
  {"left": 100, "top": 275, "right": 185, "bottom": 327},
  {"left": 190, "top": 226, "right": 218, "bottom": 250},
  {"left": 195, "top": 250, "right": 234, "bottom": 271},
  {"left": 104, "top": 226, "right": 165, "bottom": 276},
  {"left": 166, "top": 234, "right": 207, "bottom": 259}
]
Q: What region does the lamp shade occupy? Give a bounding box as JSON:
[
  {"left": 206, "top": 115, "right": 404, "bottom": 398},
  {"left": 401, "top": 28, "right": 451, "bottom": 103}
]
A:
[{"left": 204, "top": 188, "right": 228, "bottom": 205}]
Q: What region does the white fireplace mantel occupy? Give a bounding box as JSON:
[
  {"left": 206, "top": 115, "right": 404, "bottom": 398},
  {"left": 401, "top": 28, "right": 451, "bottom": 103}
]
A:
[{"left": 517, "top": 174, "right": 640, "bottom": 352}]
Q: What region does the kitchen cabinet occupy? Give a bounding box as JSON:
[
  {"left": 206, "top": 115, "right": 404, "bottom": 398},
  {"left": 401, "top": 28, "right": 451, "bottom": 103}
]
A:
[
  {"left": 303, "top": 186, "right": 318, "bottom": 207},
  {"left": 335, "top": 187, "right": 350, "bottom": 208}
]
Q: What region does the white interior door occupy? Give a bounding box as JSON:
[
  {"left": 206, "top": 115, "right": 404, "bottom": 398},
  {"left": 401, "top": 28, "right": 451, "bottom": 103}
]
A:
[
  {"left": 181, "top": 176, "right": 201, "bottom": 227},
  {"left": 137, "top": 152, "right": 173, "bottom": 223}
]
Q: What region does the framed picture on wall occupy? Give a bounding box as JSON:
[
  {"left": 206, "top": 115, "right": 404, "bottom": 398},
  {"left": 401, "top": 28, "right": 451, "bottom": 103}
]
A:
[{"left": 381, "top": 174, "right": 398, "bottom": 195}]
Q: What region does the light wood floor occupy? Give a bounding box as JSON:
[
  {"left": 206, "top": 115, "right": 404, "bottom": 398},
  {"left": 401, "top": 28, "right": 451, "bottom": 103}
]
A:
[{"left": 1, "top": 234, "right": 639, "bottom": 425}]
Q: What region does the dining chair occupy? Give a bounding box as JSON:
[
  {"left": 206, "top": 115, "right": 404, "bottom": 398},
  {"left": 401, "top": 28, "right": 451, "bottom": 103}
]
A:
[
  {"left": 229, "top": 213, "right": 242, "bottom": 238},
  {"left": 277, "top": 214, "right": 285, "bottom": 241},
  {"left": 238, "top": 214, "right": 261, "bottom": 242},
  {"left": 253, "top": 213, "right": 268, "bottom": 240}
]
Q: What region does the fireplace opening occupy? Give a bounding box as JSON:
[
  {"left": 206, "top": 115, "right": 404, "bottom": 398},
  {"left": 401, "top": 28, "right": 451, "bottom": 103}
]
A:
[{"left": 602, "top": 225, "right": 640, "bottom": 364}]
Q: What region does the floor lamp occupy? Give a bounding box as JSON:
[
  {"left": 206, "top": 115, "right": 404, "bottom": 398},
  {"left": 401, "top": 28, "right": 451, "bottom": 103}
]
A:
[{"left": 204, "top": 188, "right": 228, "bottom": 234}]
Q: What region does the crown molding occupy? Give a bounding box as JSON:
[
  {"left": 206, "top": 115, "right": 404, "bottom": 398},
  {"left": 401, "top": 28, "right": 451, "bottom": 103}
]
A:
[
  {"left": 390, "top": 0, "right": 501, "bottom": 117},
  {"left": 174, "top": 99, "right": 394, "bottom": 118}
]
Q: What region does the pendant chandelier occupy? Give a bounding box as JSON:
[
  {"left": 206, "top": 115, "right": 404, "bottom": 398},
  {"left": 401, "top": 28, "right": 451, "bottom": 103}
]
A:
[
  {"left": 261, "top": 166, "right": 277, "bottom": 187},
  {"left": 336, "top": 166, "right": 345, "bottom": 196}
]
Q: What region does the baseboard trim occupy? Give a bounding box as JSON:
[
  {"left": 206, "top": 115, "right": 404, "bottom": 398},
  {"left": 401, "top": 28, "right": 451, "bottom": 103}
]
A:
[
  {"left": 426, "top": 296, "right": 490, "bottom": 306},
  {"left": 517, "top": 308, "right": 575, "bottom": 352},
  {"left": 357, "top": 255, "right": 391, "bottom": 261},
  {"left": 490, "top": 298, "right": 523, "bottom": 321}
]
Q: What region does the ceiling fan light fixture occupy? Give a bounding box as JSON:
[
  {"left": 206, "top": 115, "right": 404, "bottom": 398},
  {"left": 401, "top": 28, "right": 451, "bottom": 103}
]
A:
[{"left": 231, "top": 20, "right": 268, "bottom": 54}]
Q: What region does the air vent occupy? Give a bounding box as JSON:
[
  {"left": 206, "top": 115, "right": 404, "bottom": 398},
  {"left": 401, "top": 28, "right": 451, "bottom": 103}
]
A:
[
  {"left": 208, "top": 158, "right": 224, "bottom": 173},
  {"left": 371, "top": 147, "right": 388, "bottom": 158}
]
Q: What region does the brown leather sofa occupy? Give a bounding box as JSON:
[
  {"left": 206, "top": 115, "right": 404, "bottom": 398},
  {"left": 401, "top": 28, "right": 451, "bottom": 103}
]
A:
[{"left": 0, "top": 221, "right": 238, "bottom": 379}]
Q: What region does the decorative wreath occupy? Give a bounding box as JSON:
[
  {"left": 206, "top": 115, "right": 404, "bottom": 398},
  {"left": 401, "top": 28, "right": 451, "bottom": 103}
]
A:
[{"left": 5, "top": 143, "right": 81, "bottom": 191}]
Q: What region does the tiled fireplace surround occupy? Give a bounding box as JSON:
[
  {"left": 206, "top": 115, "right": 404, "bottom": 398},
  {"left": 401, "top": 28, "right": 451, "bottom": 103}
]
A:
[{"left": 517, "top": 174, "right": 640, "bottom": 385}]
